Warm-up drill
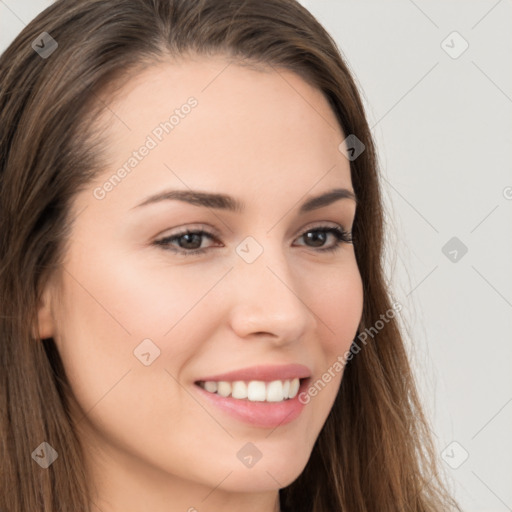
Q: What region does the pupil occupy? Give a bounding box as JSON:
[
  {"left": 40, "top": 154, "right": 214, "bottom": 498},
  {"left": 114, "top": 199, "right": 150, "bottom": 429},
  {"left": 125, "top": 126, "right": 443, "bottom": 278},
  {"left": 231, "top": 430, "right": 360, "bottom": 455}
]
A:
[
  {"left": 306, "top": 231, "right": 326, "bottom": 247},
  {"left": 181, "top": 233, "right": 201, "bottom": 249}
]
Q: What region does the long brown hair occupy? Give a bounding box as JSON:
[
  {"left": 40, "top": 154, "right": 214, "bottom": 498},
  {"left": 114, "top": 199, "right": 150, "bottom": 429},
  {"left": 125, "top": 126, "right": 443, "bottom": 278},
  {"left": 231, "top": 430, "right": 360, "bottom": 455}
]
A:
[{"left": 0, "top": 1, "right": 461, "bottom": 510}]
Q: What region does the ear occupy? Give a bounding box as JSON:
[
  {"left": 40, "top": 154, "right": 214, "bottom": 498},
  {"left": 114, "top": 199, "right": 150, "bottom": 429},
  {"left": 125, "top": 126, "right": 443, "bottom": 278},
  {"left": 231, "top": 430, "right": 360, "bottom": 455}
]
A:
[{"left": 34, "top": 282, "right": 56, "bottom": 340}]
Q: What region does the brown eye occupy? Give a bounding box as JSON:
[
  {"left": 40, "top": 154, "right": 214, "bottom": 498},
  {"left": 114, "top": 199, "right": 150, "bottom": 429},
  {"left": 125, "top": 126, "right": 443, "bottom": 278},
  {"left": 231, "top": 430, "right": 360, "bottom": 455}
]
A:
[
  {"left": 296, "top": 226, "right": 353, "bottom": 252},
  {"left": 154, "top": 229, "right": 217, "bottom": 256}
]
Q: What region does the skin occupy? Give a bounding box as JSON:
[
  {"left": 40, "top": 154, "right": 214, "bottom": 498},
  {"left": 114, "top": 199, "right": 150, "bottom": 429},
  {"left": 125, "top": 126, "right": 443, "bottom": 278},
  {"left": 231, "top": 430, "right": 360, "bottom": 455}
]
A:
[{"left": 37, "top": 54, "right": 364, "bottom": 512}]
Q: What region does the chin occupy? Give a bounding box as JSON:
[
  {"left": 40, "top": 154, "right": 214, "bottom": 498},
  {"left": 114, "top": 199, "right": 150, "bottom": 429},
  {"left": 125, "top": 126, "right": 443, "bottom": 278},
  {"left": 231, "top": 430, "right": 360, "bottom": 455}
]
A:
[{"left": 214, "top": 449, "right": 311, "bottom": 492}]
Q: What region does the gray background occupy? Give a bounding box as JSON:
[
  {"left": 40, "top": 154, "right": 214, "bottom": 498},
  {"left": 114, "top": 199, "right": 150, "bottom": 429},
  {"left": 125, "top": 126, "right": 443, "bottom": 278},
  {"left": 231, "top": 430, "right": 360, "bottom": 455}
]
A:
[{"left": 1, "top": 1, "right": 511, "bottom": 510}]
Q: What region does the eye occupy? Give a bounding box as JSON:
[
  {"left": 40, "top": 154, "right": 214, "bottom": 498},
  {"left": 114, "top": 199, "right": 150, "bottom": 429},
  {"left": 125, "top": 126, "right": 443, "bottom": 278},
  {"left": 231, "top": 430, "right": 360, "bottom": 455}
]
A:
[
  {"left": 294, "top": 225, "right": 353, "bottom": 253},
  {"left": 153, "top": 224, "right": 353, "bottom": 257},
  {"left": 153, "top": 228, "right": 217, "bottom": 256}
]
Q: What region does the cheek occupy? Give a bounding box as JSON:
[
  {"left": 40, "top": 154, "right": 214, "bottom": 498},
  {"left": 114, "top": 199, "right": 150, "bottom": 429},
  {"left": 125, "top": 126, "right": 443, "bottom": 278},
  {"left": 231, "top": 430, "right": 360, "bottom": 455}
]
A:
[
  {"left": 52, "top": 245, "right": 228, "bottom": 428},
  {"left": 58, "top": 238, "right": 219, "bottom": 348},
  {"left": 307, "top": 256, "right": 364, "bottom": 357},
  {"left": 290, "top": 256, "right": 363, "bottom": 433},
  {"left": 52, "top": 255, "right": 232, "bottom": 484}
]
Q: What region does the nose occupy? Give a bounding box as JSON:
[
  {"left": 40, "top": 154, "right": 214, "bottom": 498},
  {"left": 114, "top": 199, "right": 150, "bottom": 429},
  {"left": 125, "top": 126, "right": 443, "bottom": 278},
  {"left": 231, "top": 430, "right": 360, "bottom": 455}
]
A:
[{"left": 227, "top": 242, "right": 316, "bottom": 345}]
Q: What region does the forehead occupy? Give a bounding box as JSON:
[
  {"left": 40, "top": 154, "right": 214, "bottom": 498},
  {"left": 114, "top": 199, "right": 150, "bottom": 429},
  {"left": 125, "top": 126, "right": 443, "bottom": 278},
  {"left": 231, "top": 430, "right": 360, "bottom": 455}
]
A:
[{"left": 81, "top": 55, "right": 352, "bottom": 215}]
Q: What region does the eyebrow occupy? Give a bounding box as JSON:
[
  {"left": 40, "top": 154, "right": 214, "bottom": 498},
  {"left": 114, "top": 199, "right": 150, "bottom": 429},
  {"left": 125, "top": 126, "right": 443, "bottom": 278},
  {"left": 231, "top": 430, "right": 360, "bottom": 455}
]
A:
[{"left": 132, "top": 187, "right": 357, "bottom": 214}]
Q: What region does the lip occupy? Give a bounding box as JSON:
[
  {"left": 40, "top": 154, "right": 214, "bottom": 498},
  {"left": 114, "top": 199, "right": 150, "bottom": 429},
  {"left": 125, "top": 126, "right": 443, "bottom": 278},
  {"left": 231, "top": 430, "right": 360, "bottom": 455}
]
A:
[
  {"left": 194, "top": 377, "right": 311, "bottom": 429},
  {"left": 196, "top": 363, "right": 312, "bottom": 383}
]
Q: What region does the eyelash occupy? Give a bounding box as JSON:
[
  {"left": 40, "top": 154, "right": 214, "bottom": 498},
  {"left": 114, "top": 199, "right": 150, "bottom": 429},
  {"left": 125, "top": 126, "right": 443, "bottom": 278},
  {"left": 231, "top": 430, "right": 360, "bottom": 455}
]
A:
[{"left": 153, "top": 225, "right": 353, "bottom": 257}]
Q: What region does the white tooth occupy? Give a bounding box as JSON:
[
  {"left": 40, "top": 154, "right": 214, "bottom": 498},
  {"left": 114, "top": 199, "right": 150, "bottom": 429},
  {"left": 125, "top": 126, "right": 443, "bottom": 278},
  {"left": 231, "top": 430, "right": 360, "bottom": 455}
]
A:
[
  {"left": 217, "top": 381, "right": 232, "bottom": 397},
  {"left": 204, "top": 381, "right": 218, "bottom": 393},
  {"left": 247, "top": 381, "right": 266, "bottom": 401},
  {"left": 266, "top": 380, "right": 284, "bottom": 402},
  {"left": 231, "top": 381, "right": 248, "bottom": 399},
  {"left": 288, "top": 378, "right": 300, "bottom": 398},
  {"left": 282, "top": 379, "right": 291, "bottom": 399}
]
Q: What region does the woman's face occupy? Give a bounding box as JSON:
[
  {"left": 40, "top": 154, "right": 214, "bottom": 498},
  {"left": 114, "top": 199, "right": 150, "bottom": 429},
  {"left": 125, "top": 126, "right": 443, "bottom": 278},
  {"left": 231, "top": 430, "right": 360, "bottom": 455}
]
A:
[{"left": 38, "top": 55, "right": 363, "bottom": 508}]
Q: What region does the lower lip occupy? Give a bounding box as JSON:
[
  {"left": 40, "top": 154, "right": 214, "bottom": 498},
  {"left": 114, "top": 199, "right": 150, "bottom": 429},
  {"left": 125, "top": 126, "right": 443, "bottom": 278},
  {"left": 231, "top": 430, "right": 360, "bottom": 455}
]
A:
[{"left": 194, "top": 379, "right": 310, "bottom": 429}]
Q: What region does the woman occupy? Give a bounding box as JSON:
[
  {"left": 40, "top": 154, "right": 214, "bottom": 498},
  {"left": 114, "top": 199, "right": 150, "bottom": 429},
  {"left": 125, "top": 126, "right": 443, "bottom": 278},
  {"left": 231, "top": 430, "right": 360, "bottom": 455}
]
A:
[{"left": 0, "top": 0, "right": 461, "bottom": 511}]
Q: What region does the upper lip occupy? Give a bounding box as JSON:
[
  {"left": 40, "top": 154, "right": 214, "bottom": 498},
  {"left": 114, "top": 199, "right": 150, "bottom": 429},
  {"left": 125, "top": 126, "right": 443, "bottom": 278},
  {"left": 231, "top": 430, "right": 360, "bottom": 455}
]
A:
[{"left": 196, "top": 364, "right": 312, "bottom": 383}]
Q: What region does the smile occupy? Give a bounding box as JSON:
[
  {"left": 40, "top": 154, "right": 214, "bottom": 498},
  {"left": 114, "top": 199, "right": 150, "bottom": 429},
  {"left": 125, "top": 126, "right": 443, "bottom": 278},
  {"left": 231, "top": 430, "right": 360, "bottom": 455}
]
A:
[{"left": 197, "top": 378, "right": 301, "bottom": 403}]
